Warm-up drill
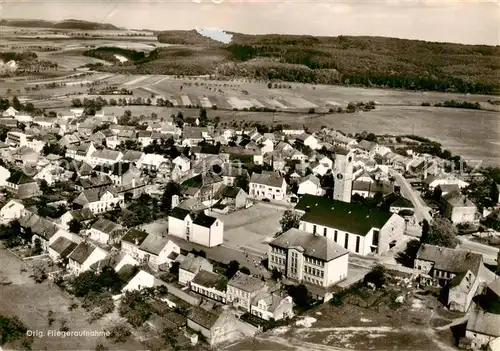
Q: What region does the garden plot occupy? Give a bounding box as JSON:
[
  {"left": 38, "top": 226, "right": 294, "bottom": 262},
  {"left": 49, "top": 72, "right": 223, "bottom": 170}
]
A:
[
  {"left": 180, "top": 95, "right": 193, "bottom": 106},
  {"left": 261, "top": 98, "right": 288, "bottom": 109},
  {"left": 199, "top": 96, "right": 213, "bottom": 108},
  {"left": 249, "top": 98, "right": 265, "bottom": 108},
  {"left": 283, "top": 96, "right": 318, "bottom": 108}
]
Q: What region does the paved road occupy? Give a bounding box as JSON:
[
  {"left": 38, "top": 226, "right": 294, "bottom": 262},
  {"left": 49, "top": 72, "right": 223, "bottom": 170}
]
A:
[
  {"left": 391, "top": 170, "right": 432, "bottom": 223},
  {"left": 457, "top": 237, "right": 499, "bottom": 266}
]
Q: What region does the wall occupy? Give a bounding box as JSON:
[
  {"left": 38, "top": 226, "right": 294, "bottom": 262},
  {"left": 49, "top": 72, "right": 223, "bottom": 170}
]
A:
[
  {"left": 450, "top": 206, "right": 476, "bottom": 224},
  {"left": 179, "top": 269, "right": 195, "bottom": 286},
  {"left": 379, "top": 214, "right": 405, "bottom": 254},
  {"left": 325, "top": 253, "right": 349, "bottom": 286},
  {"left": 168, "top": 216, "right": 187, "bottom": 240},
  {"left": 88, "top": 228, "right": 110, "bottom": 245},
  {"left": 448, "top": 277, "right": 479, "bottom": 312},
  {"left": 191, "top": 282, "right": 227, "bottom": 303},
  {"left": 82, "top": 247, "right": 108, "bottom": 272},
  {"left": 192, "top": 220, "right": 223, "bottom": 247},
  {"left": 298, "top": 181, "right": 321, "bottom": 196}
]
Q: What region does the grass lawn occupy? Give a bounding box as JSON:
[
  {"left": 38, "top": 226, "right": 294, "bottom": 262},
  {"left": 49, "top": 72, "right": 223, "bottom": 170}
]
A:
[{"left": 0, "top": 245, "right": 144, "bottom": 351}]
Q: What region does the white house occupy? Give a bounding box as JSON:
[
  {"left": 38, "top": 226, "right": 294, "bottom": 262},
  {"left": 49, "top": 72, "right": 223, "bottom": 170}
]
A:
[
  {"left": 249, "top": 172, "right": 287, "bottom": 201},
  {"left": 296, "top": 133, "right": 321, "bottom": 150},
  {"left": 0, "top": 199, "right": 25, "bottom": 223},
  {"left": 65, "top": 142, "right": 96, "bottom": 162},
  {"left": 59, "top": 209, "right": 95, "bottom": 231},
  {"left": 227, "top": 271, "right": 268, "bottom": 312},
  {"left": 138, "top": 234, "right": 180, "bottom": 268},
  {"left": 73, "top": 186, "right": 123, "bottom": 215},
  {"left": 89, "top": 149, "right": 123, "bottom": 166},
  {"left": 298, "top": 174, "right": 323, "bottom": 196},
  {"left": 190, "top": 270, "right": 228, "bottom": 303},
  {"left": 466, "top": 311, "right": 500, "bottom": 350},
  {"left": 168, "top": 207, "right": 223, "bottom": 248},
  {"left": 88, "top": 218, "right": 124, "bottom": 245},
  {"left": 178, "top": 253, "right": 214, "bottom": 286},
  {"left": 172, "top": 155, "right": 191, "bottom": 173},
  {"left": 48, "top": 236, "right": 78, "bottom": 262},
  {"left": 2, "top": 107, "right": 19, "bottom": 117},
  {"left": 0, "top": 165, "right": 11, "bottom": 187},
  {"left": 268, "top": 228, "right": 349, "bottom": 287},
  {"left": 122, "top": 270, "right": 166, "bottom": 292},
  {"left": 250, "top": 293, "right": 294, "bottom": 321},
  {"left": 295, "top": 195, "right": 405, "bottom": 256},
  {"left": 121, "top": 228, "right": 149, "bottom": 259},
  {"left": 68, "top": 241, "right": 108, "bottom": 275},
  {"left": 137, "top": 153, "right": 168, "bottom": 172}
]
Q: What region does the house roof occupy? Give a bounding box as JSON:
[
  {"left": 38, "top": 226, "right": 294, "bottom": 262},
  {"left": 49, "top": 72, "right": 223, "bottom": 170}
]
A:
[
  {"left": 188, "top": 307, "right": 220, "bottom": 330},
  {"left": 90, "top": 250, "right": 129, "bottom": 272},
  {"left": 191, "top": 213, "right": 218, "bottom": 228},
  {"left": 183, "top": 126, "right": 205, "bottom": 139},
  {"left": 222, "top": 186, "right": 243, "bottom": 199},
  {"left": 270, "top": 228, "right": 349, "bottom": 262},
  {"left": 250, "top": 172, "right": 285, "bottom": 188},
  {"left": 122, "top": 228, "right": 149, "bottom": 246},
  {"left": 466, "top": 311, "right": 500, "bottom": 337},
  {"left": 49, "top": 237, "right": 78, "bottom": 258},
  {"left": 91, "top": 149, "right": 122, "bottom": 161},
  {"left": 169, "top": 207, "right": 191, "bottom": 220},
  {"left": 192, "top": 270, "right": 227, "bottom": 291},
  {"left": 20, "top": 212, "right": 59, "bottom": 240},
  {"left": 252, "top": 291, "right": 287, "bottom": 313},
  {"left": 416, "top": 244, "right": 483, "bottom": 275},
  {"left": 449, "top": 270, "right": 476, "bottom": 293},
  {"left": 139, "top": 234, "right": 169, "bottom": 256},
  {"left": 228, "top": 271, "right": 265, "bottom": 293},
  {"left": 68, "top": 242, "right": 97, "bottom": 265},
  {"left": 443, "top": 191, "right": 476, "bottom": 208},
  {"left": 117, "top": 264, "right": 140, "bottom": 284},
  {"left": 100, "top": 162, "right": 136, "bottom": 176},
  {"left": 436, "top": 184, "right": 460, "bottom": 193},
  {"left": 122, "top": 150, "right": 144, "bottom": 162},
  {"left": 352, "top": 180, "right": 394, "bottom": 194},
  {"left": 296, "top": 195, "right": 394, "bottom": 236},
  {"left": 299, "top": 174, "right": 320, "bottom": 187},
  {"left": 91, "top": 218, "right": 122, "bottom": 235},
  {"left": 77, "top": 175, "right": 113, "bottom": 189},
  {"left": 390, "top": 197, "right": 414, "bottom": 209},
  {"left": 6, "top": 171, "right": 35, "bottom": 185},
  {"left": 488, "top": 278, "right": 500, "bottom": 297},
  {"left": 66, "top": 208, "right": 95, "bottom": 221},
  {"left": 74, "top": 186, "right": 118, "bottom": 205},
  {"left": 179, "top": 253, "right": 211, "bottom": 273},
  {"left": 357, "top": 140, "right": 377, "bottom": 151}
]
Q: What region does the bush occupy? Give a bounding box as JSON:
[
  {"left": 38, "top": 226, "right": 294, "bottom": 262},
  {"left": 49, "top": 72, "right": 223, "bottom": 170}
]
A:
[
  {"left": 364, "top": 264, "right": 387, "bottom": 289},
  {"left": 106, "top": 324, "right": 131, "bottom": 344}
]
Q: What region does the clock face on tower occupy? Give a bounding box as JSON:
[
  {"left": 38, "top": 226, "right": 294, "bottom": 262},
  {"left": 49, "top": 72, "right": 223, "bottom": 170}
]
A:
[{"left": 336, "top": 173, "right": 344, "bottom": 180}]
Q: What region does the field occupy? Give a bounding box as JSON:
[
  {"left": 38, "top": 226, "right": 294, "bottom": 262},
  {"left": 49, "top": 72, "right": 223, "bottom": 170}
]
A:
[
  {"left": 225, "top": 280, "right": 464, "bottom": 351},
  {"left": 0, "top": 245, "right": 144, "bottom": 351}
]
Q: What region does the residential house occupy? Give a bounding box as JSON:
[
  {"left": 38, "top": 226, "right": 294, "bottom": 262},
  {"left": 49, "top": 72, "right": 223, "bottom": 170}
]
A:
[
  {"left": 138, "top": 234, "right": 180, "bottom": 268},
  {"left": 122, "top": 269, "right": 167, "bottom": 292},
  {"left": 187, "top": 307, "right": 241, "bottom": 346},
  {"left": 442, "top": 191, "right": 477, "bottom": 224},
  {"left": 389, "top": 197, "right": 414, "bottom": 214},
  {"left": 298, "top": 174, "right": 323, "bottom": 196},
  {"left": 227, "top": 271, "right": 267, "bottom": 311},
  {"left": 178, "top": 253, "right": 214, "bottom": 285},
  {"left": 137, "top": 153, "right": 167, "bottom": 172},
  {"left": 424, "top": 175, "right": 469, "bottom": 191},
  {"left": 282, "top": 124, "right": 304, "bottom": 135},
  {"left": 221, "top": 164, "right": 249, "bottom": 186},
  {"left": 5, "top": 171, "right": 40, "bottom": 199},
  {"left": 168, "top": 207, "right": 224, "bottom": 247},
  {"left": 70, "top": 108, "right": 84, "bottom": 117},
  {"left": 250, "top": 293, "right": 294, "bottom": 321},
  {"left": 48, "top": 236, "right": 78, "bottom": 262},
  {"left": 33, "top": 164, "right": 67, "bottom": 186},
  {"left": 73, "top": 186, "right": 123, "bottom": 214},
  {"left": 59, "top": 209, "right": 95, "bottom": 231},
  {"left": 172, "top": 155, "right": 191, "bottom": 173},
  {"left": 74, "top": 175, "right": 113, "bottom": 191},
  {"left": 90, "top": 149, "right": 123, "bottom": 166},
  {"left": 352, "top": 180, "right": 394, "bottom": 198},
  {"left": 295, "top": 195, "right": 405, "bottom": 255},
  {"left": 295, "top": 133, "right": 321, "bottom": 150},
  {"left": 436, "top": 183, "right": 461, "bottom": 196},
  {"left": 466, "top": 311, "right": 500, "bottom": 350},
  {"left": 68, "top": 241, "right": 108, "bottom": 275},
  {"left": 0, "top": 165, "right": 11, "bottom": 187},
  {"left": 249, "top": 172, "right": 287, "bottom": 201},
  {"left": 88, "top": 218, "right": 125, "bottom": 245},
  {"left": 138, "top": 130, "right": 153, "bottom": 147},
  {"left": 121, "top": 228, "right": 149, "bottom": 259},
  {"left": 182, "top": 127, "right": 207, "bottom": 146},
  {"left": 65, "top": 142, "right": 96, "bottom": 162},
  {"left": 90, "top": 249, "right": 139, "bottom": 273},
  {"left": 355, "top": 140, "right": 378, "bottom": 157},
  {"left": 447, "top": 270, "right": 479, "bottom": 312},
  {"left": 268, "top": 228, "right": 349, "bottom": 287},
  {"left": 219, "top": 186, "right": 247, "bottom": 210},
  {"left": 0, "top": 199, "right": 25, "bottom": 223},
  {"left": 190, "top": 270, "right": 228, "bottom": 303},
  {"left": 95, "top": 162, "right": 141, "bottom": 186},
  {"left": 414, "top": 244, "right": 483, "bottom": 287},
  {"left": 121, "top": 150, "right": 145, "bottom": 164}
]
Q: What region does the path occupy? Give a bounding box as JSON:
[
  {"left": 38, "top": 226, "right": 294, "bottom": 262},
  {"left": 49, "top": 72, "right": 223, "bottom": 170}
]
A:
[{"left": 390, "top": 170, "right": 432, "bottom": 223}]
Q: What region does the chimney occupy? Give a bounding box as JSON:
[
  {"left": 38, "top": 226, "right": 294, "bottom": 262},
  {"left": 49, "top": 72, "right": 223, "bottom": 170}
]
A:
[{"left": 134, "top": 238, "right": 139, "bottom": 246}]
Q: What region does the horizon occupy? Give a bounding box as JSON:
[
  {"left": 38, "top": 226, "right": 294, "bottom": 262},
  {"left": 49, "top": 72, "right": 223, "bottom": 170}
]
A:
[{"left": 0, "top": 1, "right": 499, "bottom": 46}]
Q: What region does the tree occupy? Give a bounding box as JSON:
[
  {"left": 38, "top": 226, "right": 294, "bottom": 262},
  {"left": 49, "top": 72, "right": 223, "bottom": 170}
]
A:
[
  {"left": 267, "top": 82, "right": 272, "bottom": 89},
  {"left": 287, "top": 284, "right": 311, "bottom": 308},
  {"left": 279, "top": 210, "right": 300, "bottom": 234},
  {"left": 365, "top": 133, "right": 377, "bottom": 142},
  {"left": 106, "top": 324, "right": 131, "bottom": 344},
  {"left": 224, "top": 260, "right": 240, "bottom": 279},
  {"left": 234, "top": 174, "right": 249, "bottom": 193},
  {"left": 71, "top": 98, "right": 82, "bottom": 108},
  {"left": 118, "top": 290, "right": 152, "bottom": 327},
  {"left": 161, "top": 182, "right": 181, "bottom": 212},
  {"left": 432, "top": 186, "right": 443, "bottom": 201},
  {"left": 240, "top": 267, "right": 251, "bottom": 275},
  {"left": 33, "top": 238, "right": 43, "bottom": 255},
  {"left": 364, "top": 264, "right": 387, "bottom": 289},
  {"left": 422, "top": 217, "right": 458, "bottom": 248},
  {"left": 421, "top": 219, "right": 430, "bottom": 243},
  {"left": 169, "top": 261, "right": 180, "bottom": 275},
  {"left": 12, "top": 96, "right": 22, "bottom": 111},
  {"left": 0, "top": 315, "right": 30, "bottom": 346}
]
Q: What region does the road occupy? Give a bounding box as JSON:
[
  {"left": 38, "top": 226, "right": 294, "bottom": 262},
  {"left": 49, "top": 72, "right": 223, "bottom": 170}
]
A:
[
  {"left": 457, "top": 237, "right": 499, "bottom": 266},
  {"left": 391, "top": 170, "right": 432, "bottom": 223}
]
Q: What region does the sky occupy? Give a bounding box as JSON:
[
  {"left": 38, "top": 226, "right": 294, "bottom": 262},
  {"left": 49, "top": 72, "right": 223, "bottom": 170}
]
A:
[{"left": 0, "top": 0, "right": 499, "bottom": 45}]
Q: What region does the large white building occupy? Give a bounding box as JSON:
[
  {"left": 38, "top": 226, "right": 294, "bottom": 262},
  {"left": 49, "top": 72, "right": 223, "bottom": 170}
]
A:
[
  {"left": 249, "top": 171, "right": 287, "bottom": 201},
  {"left": 168, "top": 207, "right": 223, "bottom": 247},
  {"left": 268, "top": 228, "right": 349, "bottom": 288},
  {"left": 295, "top": 195, "right": 405, "bottom": 256}
]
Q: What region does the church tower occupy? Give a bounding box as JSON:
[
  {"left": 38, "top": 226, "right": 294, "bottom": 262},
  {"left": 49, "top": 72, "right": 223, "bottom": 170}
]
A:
[{"left": 333, "top": 148, "right": 353, "bottom": 203}]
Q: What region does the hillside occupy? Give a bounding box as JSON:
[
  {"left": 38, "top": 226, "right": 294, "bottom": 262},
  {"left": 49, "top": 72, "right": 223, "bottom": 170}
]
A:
[
  {"left": 153, "top": 32, "right": 499, "bottom": 94},
  {"left": 0, "top": 18, "right": 120, "bottom": 30}
]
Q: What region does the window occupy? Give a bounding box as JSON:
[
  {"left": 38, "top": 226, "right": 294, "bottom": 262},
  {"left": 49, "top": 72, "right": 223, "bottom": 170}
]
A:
[
  {"left": 344, "top": 234, "right": 349, "bottom": 249},
  {"left": 355, "top": 236, "right": 360, "bottom": 253},
  {"left": 323, "top": 227, "right": 327, "bottom": 236},
  {"left": 313, "top": 225, "right": 317, "bottom": 235},
  {"left": 372, "top": 230, "right": 379, "bottom": 246},
  {"left": 334, "top": 230, "right": 338, "bottom": 242}
]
